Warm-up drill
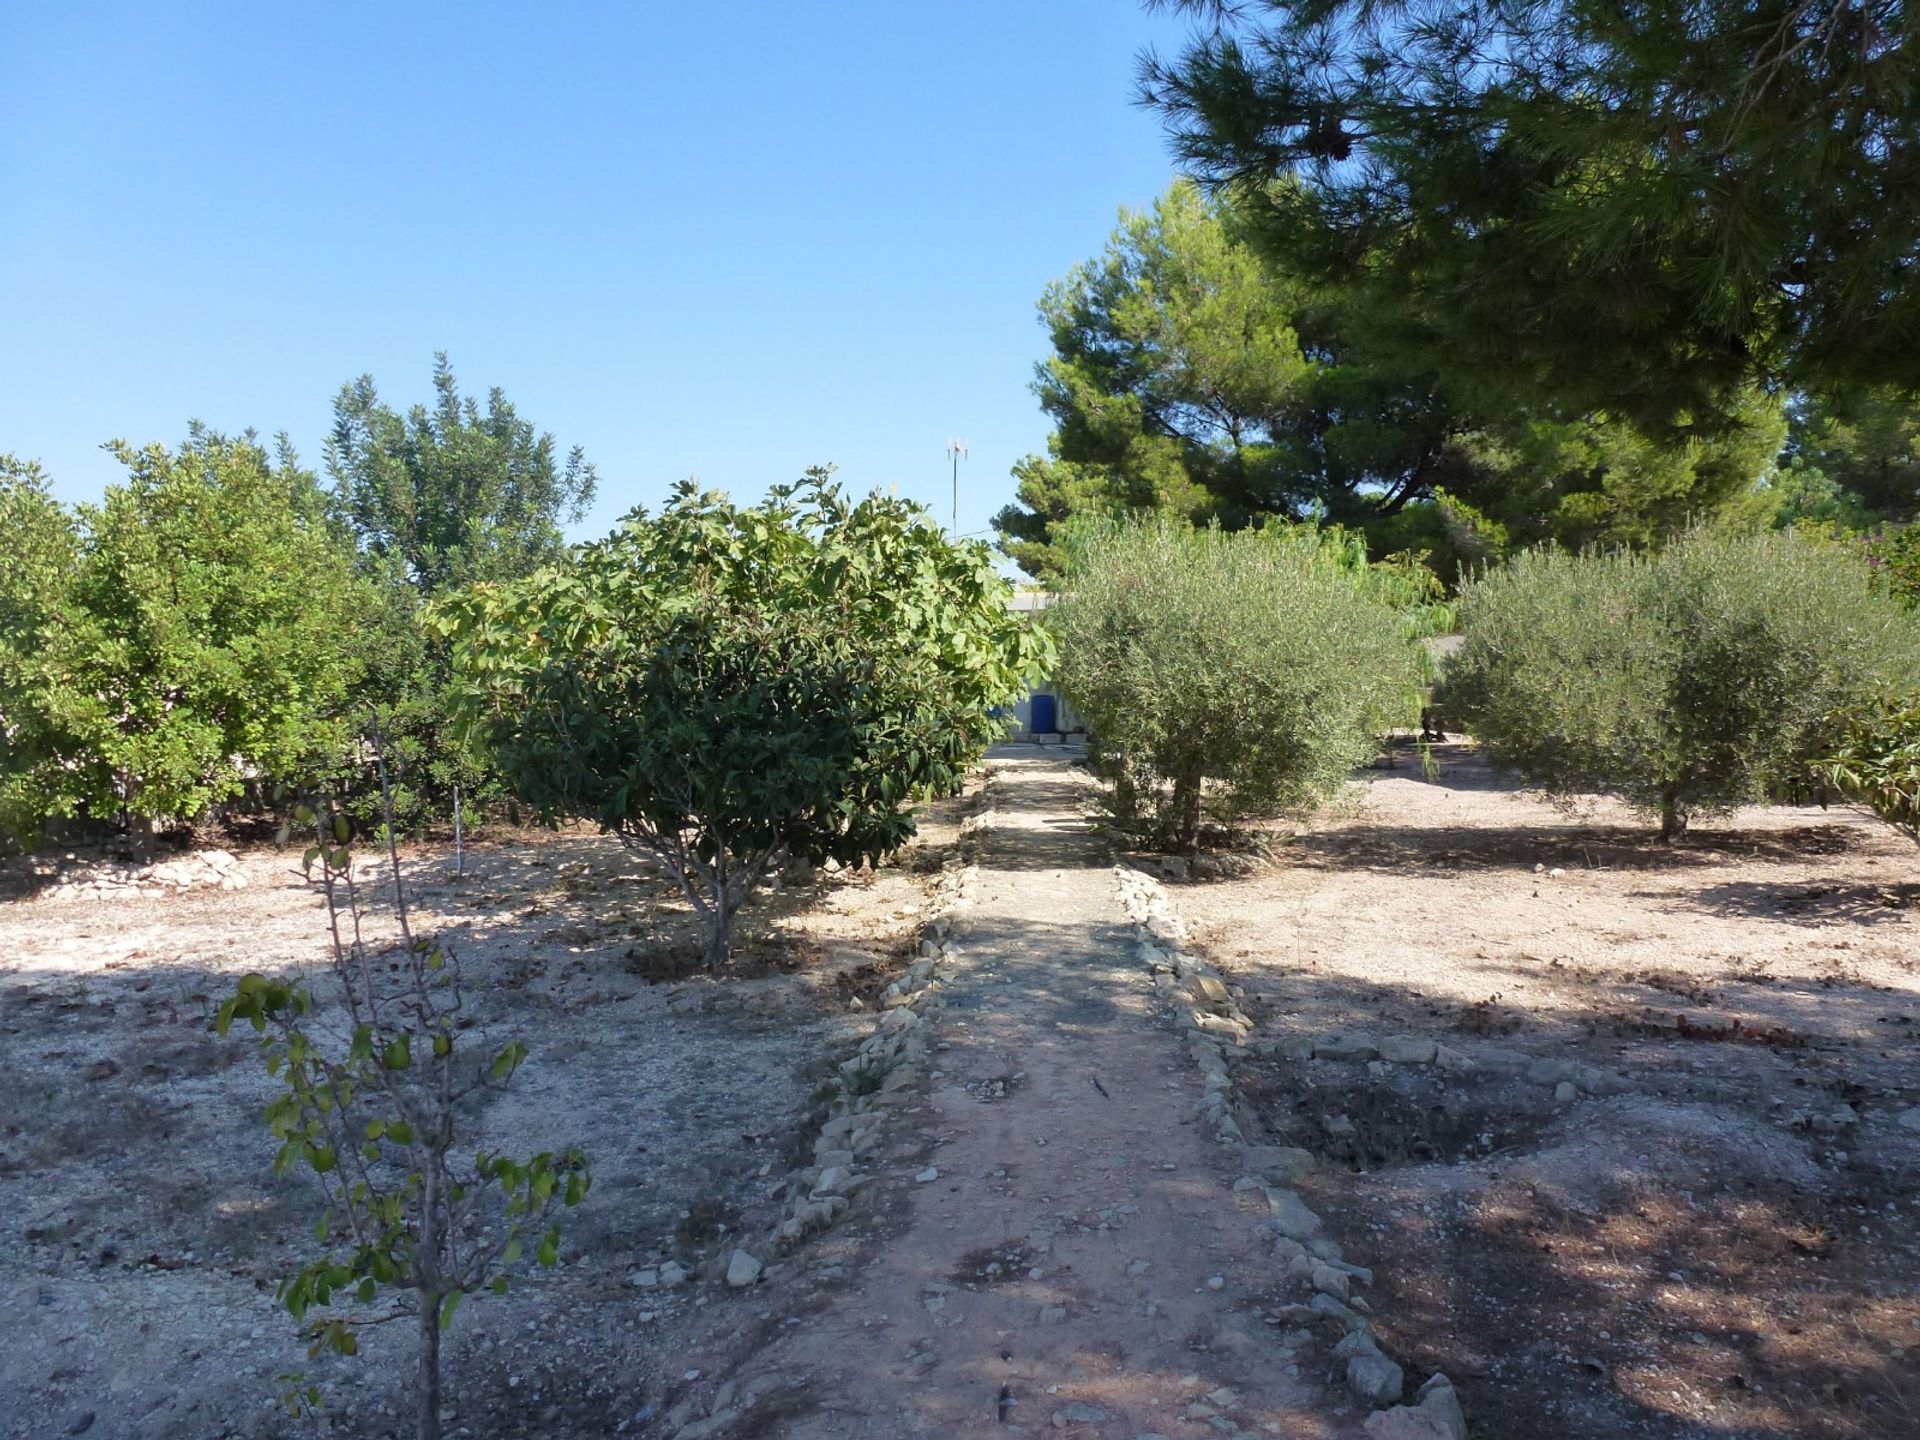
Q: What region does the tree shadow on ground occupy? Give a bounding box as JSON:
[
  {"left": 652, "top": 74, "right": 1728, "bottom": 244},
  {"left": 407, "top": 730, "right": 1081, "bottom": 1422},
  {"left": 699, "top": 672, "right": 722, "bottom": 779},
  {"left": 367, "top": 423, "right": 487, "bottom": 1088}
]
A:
[
  {"left": 1221, "top": 966, "right": 1920, "bottom": 1440},
  {"left": 1640, "top": 879, "right": 1920, "bottom": 929}
]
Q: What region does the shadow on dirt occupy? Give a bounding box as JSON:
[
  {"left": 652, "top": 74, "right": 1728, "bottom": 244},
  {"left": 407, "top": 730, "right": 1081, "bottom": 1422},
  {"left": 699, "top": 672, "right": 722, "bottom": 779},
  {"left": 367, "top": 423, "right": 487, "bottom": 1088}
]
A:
[{"left": 1223, "top": 965, "right": 1920, "bottom": 1440}]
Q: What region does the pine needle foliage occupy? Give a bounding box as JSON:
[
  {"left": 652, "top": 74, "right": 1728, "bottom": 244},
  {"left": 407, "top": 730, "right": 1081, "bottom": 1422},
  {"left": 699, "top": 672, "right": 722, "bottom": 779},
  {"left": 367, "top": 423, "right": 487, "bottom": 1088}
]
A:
[{"left": 1143, "top": 0, "right": 1920, "bottom": 428}]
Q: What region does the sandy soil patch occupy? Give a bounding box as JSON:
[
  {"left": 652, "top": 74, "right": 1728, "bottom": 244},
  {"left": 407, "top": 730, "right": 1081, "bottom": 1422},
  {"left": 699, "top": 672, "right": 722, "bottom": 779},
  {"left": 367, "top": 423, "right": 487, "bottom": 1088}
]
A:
[
  {"left": 1171, "top": 743, "right": 1920, "bottom": 1439},
  {"left": 0, "top": 791, "right": 975, "bottom": 1440}
]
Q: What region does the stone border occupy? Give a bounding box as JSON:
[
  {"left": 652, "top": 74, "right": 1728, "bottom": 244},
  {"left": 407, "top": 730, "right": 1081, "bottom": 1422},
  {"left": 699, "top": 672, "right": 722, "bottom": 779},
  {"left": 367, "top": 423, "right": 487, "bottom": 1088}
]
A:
[
  {"left": 1113, "top": 864, "right": 1470, "bottom": 1440},
  {"left": 707, "top": 858, "right": 979, "bottom": 1287},
  {"left": 660, "top": 787, "right": 996, "bottom": 1439}
]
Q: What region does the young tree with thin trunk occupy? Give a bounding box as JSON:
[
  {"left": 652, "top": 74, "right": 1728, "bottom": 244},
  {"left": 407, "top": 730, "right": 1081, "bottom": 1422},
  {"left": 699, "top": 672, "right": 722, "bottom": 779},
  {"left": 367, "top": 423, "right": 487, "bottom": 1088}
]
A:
[
  {"left": 220, "top": 728, "right": 589, "bottom": 1440},
  {"left": 1048, "top": 515, "right": 1426, "bottom": 851}
]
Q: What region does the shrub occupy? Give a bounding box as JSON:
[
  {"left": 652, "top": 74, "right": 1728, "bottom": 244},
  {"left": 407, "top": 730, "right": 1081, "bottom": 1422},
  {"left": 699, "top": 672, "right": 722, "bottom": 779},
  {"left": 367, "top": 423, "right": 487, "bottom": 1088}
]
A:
[
  {"left": 1440, "top": 529, "right": 1920, "bottom": 838},
  {"left": 1813, "top": 693, "right": 1920, "bottom": 842},
  {"left": 438, "top": 471, "right": 1047, "bottom": 964},
  {"left": 1049, "top": 516, "right": 1424, "bottom": 850},
  {"left": 0, "top": 457, "right": 82, "bottom": 845},
  {"left": 3, "top": 432, "right": 373, "bottom": 840},
  {"left": 1868, "top": 523, "right": 1920, "bottom": 608}
]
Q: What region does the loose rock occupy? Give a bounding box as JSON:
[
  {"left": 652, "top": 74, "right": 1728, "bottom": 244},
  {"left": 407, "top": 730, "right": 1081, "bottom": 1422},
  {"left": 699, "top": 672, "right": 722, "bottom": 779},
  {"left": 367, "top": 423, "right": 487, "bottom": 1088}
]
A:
[{"left": 725, "top": 1250, "right": 763, "bottom": 1288}]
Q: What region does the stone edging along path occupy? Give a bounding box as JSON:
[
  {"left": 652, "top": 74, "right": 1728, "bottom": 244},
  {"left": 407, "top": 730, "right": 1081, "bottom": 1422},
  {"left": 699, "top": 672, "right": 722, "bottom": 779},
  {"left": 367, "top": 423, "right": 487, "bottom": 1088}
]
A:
[
  {"left": 1115, "top": 864, "right": 1472, "bottom": 1440},
  {"left": 705, "top": 815, "right": 988, "bottom": 1288}
]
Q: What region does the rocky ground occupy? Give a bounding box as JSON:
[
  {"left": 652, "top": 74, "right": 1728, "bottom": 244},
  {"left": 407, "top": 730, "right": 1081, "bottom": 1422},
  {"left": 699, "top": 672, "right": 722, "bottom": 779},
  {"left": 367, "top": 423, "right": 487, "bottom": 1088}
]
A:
[
  {"left": 0, "top": 793, "right": 973, "bottom": 1440},
  {"left": 4, "top": 742, "right": 1917, "bottom": 1439},
  {"left": 1173, "top": 743, "right": 1920, "bottom": 1440}
]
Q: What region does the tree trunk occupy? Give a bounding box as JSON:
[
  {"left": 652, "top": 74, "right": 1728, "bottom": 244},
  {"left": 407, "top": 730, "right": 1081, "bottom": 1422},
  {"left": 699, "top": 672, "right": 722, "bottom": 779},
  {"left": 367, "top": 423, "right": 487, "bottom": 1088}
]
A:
[
  {"left": 703, "top": 877, "right": 740, "bottom": 968},
  {"left": 703, "top": 908, "right": 732, "bottom": 969},
  {"left": 416, "top": 1168, "right": 443, "bottom": 1440},
  {"left": 1658, "top": 785, "right": 1687, "bottom": 843},
  {"left": 1170, "top": 772, "right": 1204, "bottom": 853},
  {"left": 416, "top": 1292, "right": 442, "bottom": 1440}
]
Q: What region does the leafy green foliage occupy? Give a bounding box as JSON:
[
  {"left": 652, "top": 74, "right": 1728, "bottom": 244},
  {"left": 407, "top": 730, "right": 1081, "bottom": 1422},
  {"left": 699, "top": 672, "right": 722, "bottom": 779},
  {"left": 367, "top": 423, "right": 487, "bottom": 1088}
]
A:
[
  {"left": 994, "top": 182, "right": 1474, "bottom": 580},
  {"left": 1785, "top": 387, "right": 1920, "bottom": 522},
  {"left": 1869, "top": 525, "right": 1920, "bottom": 608},
  {"left": 1440, "top": 531, "right": 1920, "bottom": 837},
  {"left": 314, "top": 554, "right": 507, "bottom": 838},
  {"left": 1813, "top": 693, "right": 1920, "bottom": 842},
  {"left": 5, "top": 430, "right": 371, "bottom": 836},
  {"left": 1048, "top": 516, "right": 1424, "bottom": 850},
  {"left": 323, "top": 356, "right": 598, "bottom": 834},
  {"left": 439, "top": 470, "right": 1049, "bottom": 963},
  {"left": 1144, "top": 0, "right": 1920, "bottom": 427},
  {"left": 0, "top": 457, "right": 83, "bottom": 844},
  {"left": 994, "top": 181, "right": 1799, "bottom": 584},
  {"left": 219, "top": 763, "right": 588, "bottom": 1440},
  {"left": 326, "top": 353, "right": 597, "bottom": 595}
]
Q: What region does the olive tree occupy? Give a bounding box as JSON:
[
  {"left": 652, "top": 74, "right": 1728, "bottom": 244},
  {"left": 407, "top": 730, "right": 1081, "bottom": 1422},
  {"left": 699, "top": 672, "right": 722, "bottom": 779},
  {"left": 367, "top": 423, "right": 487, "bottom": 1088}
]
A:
[
  {"left": 438, "top": 470, "right": 1048, "bottom": 965},
  {"left": 1048, "top": 516, "right": 1425, "bottom": 850},
  {"left": 1440, "top": 529, "right": 1920, "bottom": 838}
]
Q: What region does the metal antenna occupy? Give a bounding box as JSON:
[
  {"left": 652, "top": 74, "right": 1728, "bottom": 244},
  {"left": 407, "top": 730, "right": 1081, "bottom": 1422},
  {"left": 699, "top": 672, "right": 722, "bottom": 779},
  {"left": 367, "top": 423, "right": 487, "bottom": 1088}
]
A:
[{"left": 946, "top": 437, "right": 969, "bottom": 538}]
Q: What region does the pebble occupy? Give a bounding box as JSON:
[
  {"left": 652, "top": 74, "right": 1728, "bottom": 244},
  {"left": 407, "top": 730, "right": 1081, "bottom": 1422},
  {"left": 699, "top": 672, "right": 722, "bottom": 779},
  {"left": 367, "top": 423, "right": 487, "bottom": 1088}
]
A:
[
  {"left": 915, "top": 1167, "right": 940, "bottom": 1184},
  {"left": 1206, "top": 1275, "right": 1225, "bottom": 1290}
]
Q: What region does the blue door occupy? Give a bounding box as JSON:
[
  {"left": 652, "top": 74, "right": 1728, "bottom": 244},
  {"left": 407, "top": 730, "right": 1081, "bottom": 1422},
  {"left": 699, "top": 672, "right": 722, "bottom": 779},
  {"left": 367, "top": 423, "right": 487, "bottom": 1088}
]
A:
[{"left": 1030, "top": 692, "right": 1058, "bottom": 734}]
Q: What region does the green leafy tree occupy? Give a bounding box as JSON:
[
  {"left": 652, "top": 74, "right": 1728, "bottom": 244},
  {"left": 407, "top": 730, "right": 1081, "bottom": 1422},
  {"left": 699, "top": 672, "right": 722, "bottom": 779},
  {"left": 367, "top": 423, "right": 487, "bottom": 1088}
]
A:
[
  {"left": 1143, "top": 0, "right": 1920, "bottom": 429},
  {"left": 1786, "top": 388, "right": 1920, "bottom": 522},
  {"left": 1814, "top": 693, "right": 1920, "bottom": 843},
  {"left": 439, "top": 470, "right": 1049, "bottom": 964},
  {"left": 221, "top": 737, "right": 588, "bottom": 1440},
  {"left": 996, "top": 182, "right": 1791, "bottom": 582},
  {"left": 326, "top": 353, "right": 597, "bottom": 594},
  {"left": 1461, "top": 392, "right": 1791, "bottom": 552},
  {"left": 1049, "top": 515, "right": 1423, "bottom": 850},
  {"left": 45, "top": 430, "right": 369, "bottom": 828},
  {"left": 1439, "top": 530, "right": 1920, "bottom": 838},
  {"left": 0, "top": 457, "right": 84, "bottom": 844},
  {"left": 995, "top": 182, "right": 1474, "bottom": 580},
  {"left": 324, "top": 355, "right": 600, "bottom": 832}
]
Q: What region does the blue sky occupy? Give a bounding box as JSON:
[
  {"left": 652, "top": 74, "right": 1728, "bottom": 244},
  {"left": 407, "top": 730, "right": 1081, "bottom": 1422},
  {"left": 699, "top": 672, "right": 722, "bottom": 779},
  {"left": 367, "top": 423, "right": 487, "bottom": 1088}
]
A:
[{"left": 0, "top": 2, "right": 1197, "bottom": 547}]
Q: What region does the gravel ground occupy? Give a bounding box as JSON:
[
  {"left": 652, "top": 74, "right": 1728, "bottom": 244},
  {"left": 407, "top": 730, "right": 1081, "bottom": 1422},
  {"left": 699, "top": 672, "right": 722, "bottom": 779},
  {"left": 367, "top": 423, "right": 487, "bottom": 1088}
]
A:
[
  {"left": 0, "top": 797, "right": 970, "bottom": 1440},
  {"left": 1172, "top": 743, "right": 1920, "bottom": 1440}
]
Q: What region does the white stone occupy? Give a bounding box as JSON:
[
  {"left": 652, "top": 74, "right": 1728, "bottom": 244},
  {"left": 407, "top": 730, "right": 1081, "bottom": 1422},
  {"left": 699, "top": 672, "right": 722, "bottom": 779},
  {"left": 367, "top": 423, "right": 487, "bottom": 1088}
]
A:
[
  {"left": 1378, "top": 1035, "right": 1438, "bottom": 1065},
  {"left": 725, "top": 1249, "right": 763, "bottom": 1287}
]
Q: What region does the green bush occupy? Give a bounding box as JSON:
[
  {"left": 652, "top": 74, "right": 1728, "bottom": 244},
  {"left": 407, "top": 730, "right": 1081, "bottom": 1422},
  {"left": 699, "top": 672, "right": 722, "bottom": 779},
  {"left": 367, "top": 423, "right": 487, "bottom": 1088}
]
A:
[
  {"left": 1049, "top": 516, "right": 1424, "bottom": 850},
  {"left": 0, "top": 433, "right": 374, "bottom": 842},
  {"left": 439, "top": 471, "right": 1048, "bottom": 964},
  {"left": 1814, "top": 693, "right": 1920, "bottom": 842},
  {"left": 1869, "top": 524, "right": 1920, "bottom": 608},
  {"left": 1440, "top": 529, "right": 1920, "bottom": 837}
]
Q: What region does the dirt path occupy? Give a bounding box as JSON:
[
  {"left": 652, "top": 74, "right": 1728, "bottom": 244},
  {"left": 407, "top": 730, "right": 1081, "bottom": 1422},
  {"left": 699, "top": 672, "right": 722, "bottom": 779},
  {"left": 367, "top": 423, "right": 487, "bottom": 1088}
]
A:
[{"left": 745, "top": 751, "right": 1347, "bottom": 1439}]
